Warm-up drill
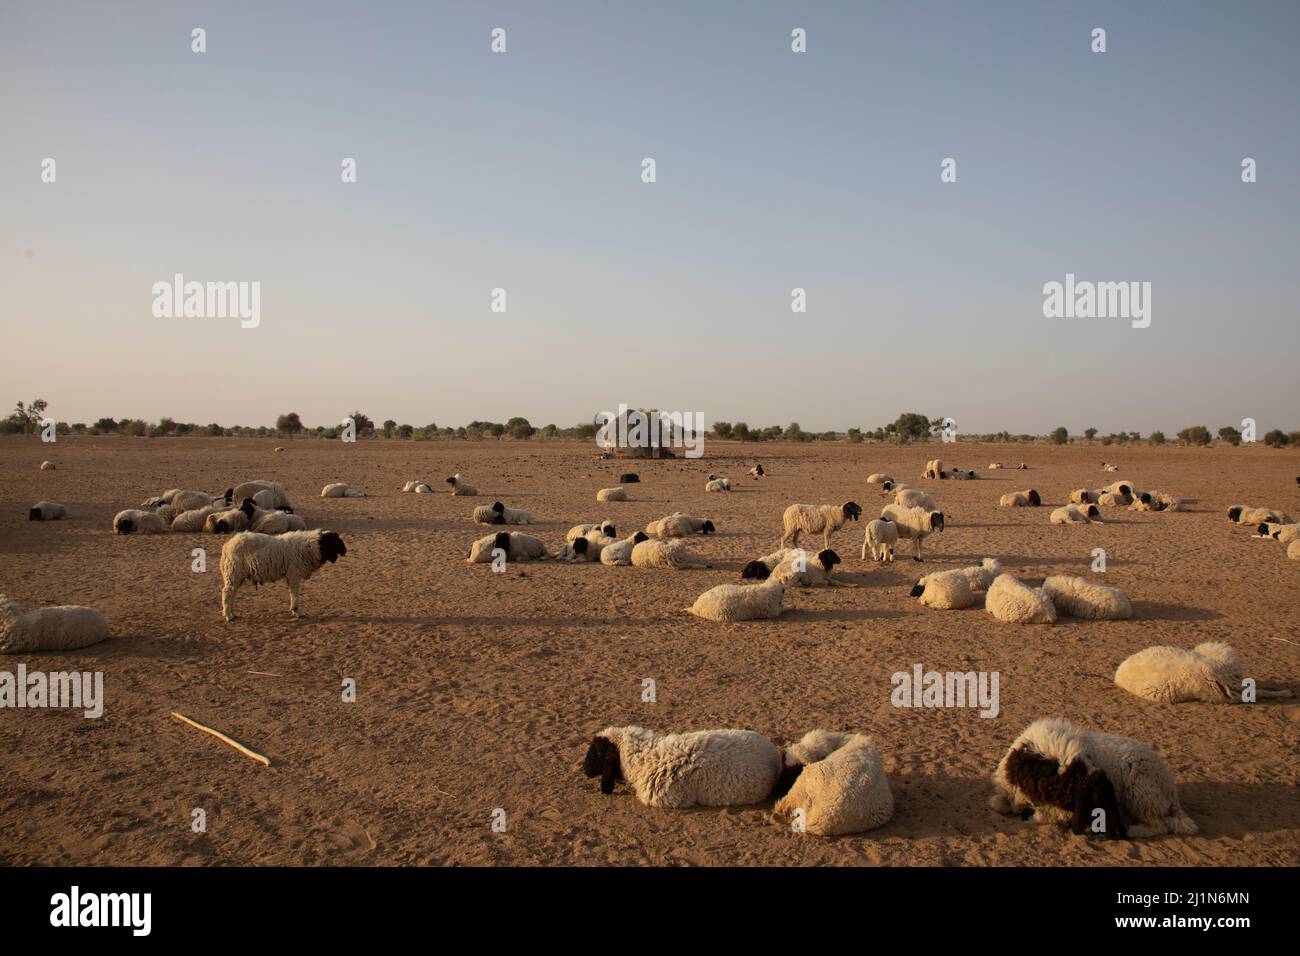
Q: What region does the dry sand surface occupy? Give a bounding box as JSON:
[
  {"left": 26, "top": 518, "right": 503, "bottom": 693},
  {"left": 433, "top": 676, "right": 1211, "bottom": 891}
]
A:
[{"left": 1, "top": 436, "right": 1297, "bottom": 866}]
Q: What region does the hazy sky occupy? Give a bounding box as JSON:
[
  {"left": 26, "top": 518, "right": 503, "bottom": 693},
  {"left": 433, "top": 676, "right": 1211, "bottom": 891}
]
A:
[{"left": 2, "top": 1, "right": 1297, "bottom": 434}]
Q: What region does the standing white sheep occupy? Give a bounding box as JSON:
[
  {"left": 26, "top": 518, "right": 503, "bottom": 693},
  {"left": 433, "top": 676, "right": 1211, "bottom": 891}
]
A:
[
  {"left": 780, "top": 502, "right": 863, "bottom": 549},
  {"left": 582, "top": 726, "right": 782, "bottom": 807},
  {"left": 862, "top": 518, "right": 899, "bottom": 562},
  {"left": 219, "top": 529, "right": 347, "bottom": 621},
  {"left": 895, "top": 488, "right": 936, "bottom": 511},
  {"left": 1, "top": 593, "right": 109, "bottom": 653},
  {"left": 879, "top": 504, "right": 944, "bottom": 560}
]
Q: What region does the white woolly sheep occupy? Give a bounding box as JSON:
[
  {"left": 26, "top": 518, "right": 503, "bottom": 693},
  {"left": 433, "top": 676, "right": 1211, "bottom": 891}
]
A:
[
  {"left": 704, "top": 475, "right": 732, "bottom": 493},
  {"left": 567, "top": 520, "right": 617, "bottom": 542},
  {"left": 446, "top": 474, "right": 478, "bottom": 496},
  {"left": 473, "top": 504, "right": 507, "bottom": 525},
  {"left": 646, "top": 513, "right": 716, "bottom": 538},
  {"left": 596, "top": 486, "right": 628, "bottom": 502},
  {"left": 1228, "top": 504, "right": 1293, "bottom": 526},
  {"left": 1, "top": 593, "right": 109, "bottom": 654},
  {"left": 999, "top": 489, "right": 1042, "bottom": 507},
  {"left": 1102, "top": 480, "right": 1135, "bottom": 497},
  {"left": 1101, "top": 462, "right": 1119, "bottom": 472},
  {"left": 170, "top": 505, "right": 221, "bottom": 532},
  {"left": 1097, "top": 491, "right": 1132, "bottom": 507},
  {"left": 401, "top": 480, "right": 425, "bottom": 493},
  {"left": 739, "top": 547, "right": 801, "bottom": 579},
  {"left": 113, "top": 509, "right": 167, "bottom": 535},
  {"left": 990, "top": 716, "right": 1196, "bottom": 838},
  {"left": 866, "top": 473, "right": 893, "bottom": 484},
  {"left": 909, "top": 558, "right": 1002, "bottom": 609},
  {"left": 1069, "top": 488, "right": 1100, "bottom": 505},
  {"left": 772, "top": 731, "right": 893, "bottom": 836},
  {"left": 985, "top": 574, "right": 1056, "bottom": 624},
  {"left": 320, "top": 483, "right": 365, "bottom": 498},
  {"left": 487, "top": 501, "right": 533, "bottom": 525},
  {"left": 922, "top": 459, "right": 944, "bottom": 480},
  {"left": 1041, "top": 575, "right": 1131, "bottom": 620},
  {"left": 748, "top": 464, "right": 766, "bottom": 479},
  {"left": 249, "top": 488, "right": 278, "bottom": 510},
  {"left": 1253, "top": 521, "right": 1298, "bottom": 543},
  {"left": 767, "top": 549, "right": 850, "bottom": 587},
  {"left": 582, "top": 726, "right": 781, "bottom": 808},
  {"left": 168, "top": 489, "right": 230, "bottom": 514},
  {"left": 599, "top": 531, "right": 650, "bottom": 566},
  {"left": 687, "top": 579, "right": 787, "bottom": 622},
  {"left": 250, "top": 509, "right": 307, "bottom": 535},
  {"left": 780, "top": 501, "right": 863, "bottom": 550},
  {"left": 466, "top": 531, "right": 548, "bottom": 564},
  {"left": 989, "top": 462, "right": 1005, "bottom": 469},
  {"left": 1130, "top": 490, "right": 1183, "bottom": 512},
  {"left": 558, "top": 532, "right": 616, "bottom": 562},
  {"left": 29, "top": 501, "right": 65, "bottom": 521},
  {"left": 1291, "top": 539, "right": 1300, "bottom": 560},
  {"left": 204, "top": 503, "right": 254, "bottom": 534},
  {"left": 947, "top": 468, "right": 979, "bottom": 480},
  {"left": 231, "top": 480, "right": 291, "bottom": 510},
  {"left": 1115, "top": 641, "right": 1292, "bottom": 704},
  {"left": 1050, "top": 503, "right": 1101, "bottom": 524},
  {"left": 220, "top": 529, "right": 346, "bottom": 621},
  {"left": 895, "top": 488, "right": 936, "bottom": 511},
  {"left": 878, "top": 504, "right": 944, "bottom": 560},
  {"left": 862, "top": 518, "right": 899, "bottom": 562},
  {"left": 631, "top": 538, "right": 709, "bottom": 570}
]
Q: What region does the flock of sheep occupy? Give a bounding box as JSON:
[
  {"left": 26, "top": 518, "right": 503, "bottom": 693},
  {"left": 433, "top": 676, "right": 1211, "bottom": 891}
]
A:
[{"left": 8, "top": 454, "right": 1296, "bottom": 842}]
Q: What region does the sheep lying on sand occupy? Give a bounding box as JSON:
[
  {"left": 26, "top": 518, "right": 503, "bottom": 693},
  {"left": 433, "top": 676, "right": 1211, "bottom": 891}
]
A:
[
  {"left": 596, "top": 486, "right": 629, "bottom": 502},
  {"left": 1255, "top": 522, "right": 1300, "bottom": 545},
  {"left": 646, "top": 513, "right": 715, "bottom": 538},
  {"left": 1290, "top": 539, "right": 1300, "bottom": 560},
  {"left": 1129, "top": 490, "right": 1183, "bottom": 512},
  {"left": 170, "top": 505, "right": 222, "bottom": 533},
  {"left": 1, "top": 593, "right": 109, "bottom": 654},
  {"left": 231, "top": 480, "right": 291, "bottom": 510},
  {"left": 740, "top": 547, "right": 801, "bottom": 579},
  {"left": 40, "top": 461, "right": 56, "bottom": 471},
  {"left": 985, "top": 574, "right": 1056, "bottom": 624},
  {"left": 866, "top": 473, "right": 892, "bottom": 484},
  {"left": 1115, "top": 642, "right": 1292, "bottom": 704},
  {"left": 879, "top": 504, "right": 943, "bottom": 560},
  {"left": 474, "top": 502, "right": 533, "bottom": 525},
  {"left": 1041, "top": 575, "right": 1131, "bottom": 620},
  {"left": 909, "top": 559, "right": 1001, "bottom": 609},
  {"left": 687, "top": 579, "right": 787, "bottom": 622},
  {"left": 558, "top": 534, "right": 613, "bottom": 562},
  {"left": 862, "top": 518, "right": 898, "bottom": 562},
  {"left": 1229, "top": 505, "right": 1293, "bottom": 526},
  {"left": 631, "top": 538, "right": 709, "bottom": 570},
  {"left": 1069, "top": 488, "right": 1100, "bottom": 505},
  {"left": 567, "top": 521, "right": 616, "bottom": 542},
  {"left": 446, "top": 474, "right": 478, "bottom": 496},
  {"left": 748, "top": 464, "right": 766, "bottom": 479},
  {"left": 467, "top": 531, "right": 548, "bottom": 563},
  {"left": 618, "top": 473, "right": 640, "bottom": 483},
  {"left": 220, "top": 529, "right": 347, "bottom": 621},
  {"left": 780, "top": 502, "right": 863, "bottom": 549},
  {"left": 250, "top": 509, "right": 307, "bottom": 535},
  {"left": 29, "top": 501, "right": 65, "bottom": 521},
  {"left": 582, "top": 726, "right": 782, "bottom": 807},
  {"left": 320, "top": 483, "right": 365, "bottom": 498},
  {"left": 999, "top": 489, "right": 1042, "bottom": 507},
  {"left": 1050, "top": 503, "right": 1101, "bottom": 524},
  {"left": 771, "top": 731, "right": 893, "bottom": 836},
  {"left": 113, "top": 509, "right": 167, "bottom": 535},
  {"left": 704, "top": 475, "right": 732, "bottom": 492},
  {"left": 401, "top": 480, "right": 429, "bottom": 493},
  {"left": 599, "top": 532, "right": 650, "bottom": 565},
  {"left": 990, "top": 717, "right": 1196, "bottom": 839},
  {"left": 742, "top": 549, "right": 849, "bottom": 587}
]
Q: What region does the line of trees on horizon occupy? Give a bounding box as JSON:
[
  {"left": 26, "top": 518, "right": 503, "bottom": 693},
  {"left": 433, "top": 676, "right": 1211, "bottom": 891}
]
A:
[{"left": 5, "top": 400, "right": 1299, "bottom": 449}]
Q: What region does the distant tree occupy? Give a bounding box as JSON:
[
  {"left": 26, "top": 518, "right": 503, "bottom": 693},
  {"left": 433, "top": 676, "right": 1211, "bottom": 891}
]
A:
[
  {"left": 711, "top": 421, "right": 733, "bottom": 440},
  {"left": 381, "top": 418, "right": 397, "bottom": 438},
  {"left": 893, "top": 413, "right": 931, "bottom": 444},
  {"left": 1263, "top": 429, "right": 1290, "bottom": 448},
  {"left": 1217, "top": 426, "right": 1242, "bottom": 446},
  {"left": 94, "top": 417, "right": 119, "bottom": 433},
  {"left": 205, "top": 423, "right": 223, "bottom": 436},
  {"left": 1051, "top": 426, "right": 1069, "bottom": 445},
  {"left": 846, "top": 427, "right": 863, "bottom": 443},
  {"left": 1289, "top": 431, "right": 1300, "bottom": 447},
  {"left": 276, "top": 412, "right": 303, "bottom": 438},
  {"left": 1148, "top": 431, "right": 1166, "bottom": 445},
  {"left": 10, "top": 398, "right": 48, "bottom": 436},
  {"left": 348, "top": 410, "right": 375, "bottom": 435},
  {"left": 1177, "top": 425, "right": 1211, "bottom": 446},
  {"left": 1084, "top": 427, "right": 1098, "bottom": 441},
  {"left": 398, "top": 423, "right": 414, "bottom": 439},
  {"left": 733, "top": 422, "right": 751, "bottom": 442},
  {"left": 506, "top": 417, "right": 535, "bottom": 440},
  {"left": 783, "top": 422, "right": 806, "bottom": 442}
]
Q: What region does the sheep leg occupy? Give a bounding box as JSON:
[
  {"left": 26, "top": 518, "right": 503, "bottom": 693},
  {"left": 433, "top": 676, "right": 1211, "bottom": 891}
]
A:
[
  {"left": 287, "top": 578, "right": 303, "bottom": 618},
  {"left": 221, "top": 582, "right": 239, "bottom": 622},
  {"left": 823, "top": 531, "right": 832, "bottom": 550},
  {"left": 913, "top": 536, "right": 924, "bottom": 561}
]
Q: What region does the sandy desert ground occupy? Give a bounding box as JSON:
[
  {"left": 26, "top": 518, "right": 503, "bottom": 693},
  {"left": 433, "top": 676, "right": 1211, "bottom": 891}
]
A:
[{"left": 0, "top": 436, "right": 1296, "bottom": 866}]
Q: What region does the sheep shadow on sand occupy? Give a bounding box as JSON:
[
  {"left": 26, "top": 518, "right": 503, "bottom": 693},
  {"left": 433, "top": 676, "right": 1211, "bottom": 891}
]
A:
[
  {"left": 1129, "top": 601, "right": 1224, "bottom": 622},
  {"left": 1176, "top": 781, "right": 1300, "bottom": 838}
]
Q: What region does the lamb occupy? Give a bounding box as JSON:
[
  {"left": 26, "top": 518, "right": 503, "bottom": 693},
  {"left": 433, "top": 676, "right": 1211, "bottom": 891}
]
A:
[
  {"left": 909, "top": 559, "right": 1001, "bottom": 609},
  {"left": 320, "top": 483, "right": 365, "bottom": 498},
  {"left": 1068, "top": 488, "right": 1100, "bottom": 504},
  {"left": 618, "top": 472, "right": 640, "bottom": 483},
  {"left": 631, "top": 538, "right": 709, "bottom": 570},
  {"left": 170, "top": 505, "right": 222, "bottom": 532},
  {"left": 999, "top": 489, "right": 1042, "bottom": 507},
  {"left": 596, "top": 486, "right": 629, "bottom": 502},
  {"left": 704, "top": 475, "right": 732, "bottom": 493},
  {"left": 28, "top": 501, "right": 65, "bottom": 521},
  {"left": 771, "top": 731, "right": 893, "bottom": 836},
  {"left": 599, "top": 531, "right": 650, "bottom": 566},
  {"left": 1050, "top": 503, "right": 1101, "bottom": 524},
  {"left": 219, "top": 529, "right": 346, "bottom": 621},
  {"left": 766, "top": 549, "right": 850, "bottom": 587},
  {"left": 401, "top": 480, "right": 426, "bottom": 492},
  {"left": 1041, "top": 575, "right": 1131, "bottom": 620},
  {"left": 985, "top": 574, "right": 1056, "bottom": 624},
  {"left": 866, "top": 473, "right": 893, "bottom": 484},
  {"left": 988, "top": 462, "right": 1005, "bottom": 469},
  {"left": 446, "top": 474, "right": 478, "bottom": 496},
  {"left": 862, "top": 518, "right": 899, "bottom": 562},
  {"left": 780, "top": 501, "right": 863, "bottom": 549},
  {"left": 878, "top": 504, "right": 943, "bottom": 560},
  {"left": 490, "top": 501, "right": 533, "bottom": 525},
  {"left": 686, "top": 579, "right": 788, "bottom": 622},
  {"left": 646, "top": 513, "right": 715, "bottom": 538},
  {"left": 895, "top": 488, "right": 936, "bottom": 511},
  {"left": 582, "top": 726, "right": 782, "bottom": 808},
  {"left": 567, "top": 521, "right": 616, "bottom": 542},
  {"left": 990, "top": 716, "right": 1196, "bottom": 838},
  {"left": 466, "top": 531, "right": 548, "bottom": 563},
  {"left": 747, "top": 464, "right": 766, "bottom": 479},
  {"left": 1115, "top": 642, "right": 1292, "bottom": 704},
  {"left": 231, "top": 480, "right": 291, "bottom": 510},
  {"left": 112, "top": 509, "right": 167, "bottom": 535},
  {"left": 1228, "top": 505, "right": 1293, "bottom": 526},
  {"left": 1, "top": 593, "right": 109, "bottom": 654}
]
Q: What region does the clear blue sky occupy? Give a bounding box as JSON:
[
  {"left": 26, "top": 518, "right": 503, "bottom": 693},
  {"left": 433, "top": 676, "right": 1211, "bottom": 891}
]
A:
[{"left": 2, "top": 1, "right": 1297, "bottom": 434}]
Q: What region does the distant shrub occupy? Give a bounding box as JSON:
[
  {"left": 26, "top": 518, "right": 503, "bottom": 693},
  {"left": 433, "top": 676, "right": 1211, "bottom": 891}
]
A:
[
  {"left": 1177, "top": 425, "right": 1211, "bottom": 446},
  {"left": 1263, "top": 429, "right": 1290, "bottom": 448},
  {"left": 1148, "top": 431, "right": 1166, "bottom": 445},
  {"left": 1217, "top": 426, "right": 1241, "bottom": 446},
  {"left": 1051, "top": 427, "right": 1069, "bottom": 445}
]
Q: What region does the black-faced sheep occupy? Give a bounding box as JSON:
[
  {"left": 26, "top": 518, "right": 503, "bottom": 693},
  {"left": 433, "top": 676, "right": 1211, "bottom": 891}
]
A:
[
  {"left": 748, "top": 464, "right": 766, "bottom": 479},
  {"left": 567, "top": 521, "right": 616, "bottom": 542},
  {"left": 646, "top": 513, "right": 715, "bottom": 538},
  {"left": 488, "top": 501, "right": 533, "bottom": 525},
  {"left": 219, "top": 529, "right": 346, "bottom": 621},
  {"left": 999, "top": 489, "right": 1041, "bottom": 507},
  {"left": 704, "top": 475, "right": 732, "bottom": 492},
  {"left": 990, "top": 717, "right": 1196, "bottom": 839},
  {"left": 466, "top": 531, "right": 548, "bottom": 563},
  {"left": 29, "top": 501, "right": 65, "bottom": 521},
  {"left": 895, "top": 488, "right": 936, "bottom": 511},
  {"left": 1, "top": 593, "right": 109, "bottom": 654},
  {"left": 878, "top": 504, "right": 943, "bottom": 560},
  {"left": 113, "top": 509, "right": 168, "bottom": 535},
  {"left": 780, "top": 502, "right": 862, "bottom": 550},
  {"left": 599, "top": 531, "right": 650, "bottom": 566},
  {"left": 446, "top": 474, "right": 478, "bottom": 496},
  {"left": 631, "top": 538, "right": 708, "bottom": 570},
  {"left": 909, "top": 559, "right": 1001, "bottom": 609},
  {"left": 1050, "top": 503, "right": 1101, "bottom": 524},
  {"left": 583, "top": 726, "right": 782, "bottom": 808}
]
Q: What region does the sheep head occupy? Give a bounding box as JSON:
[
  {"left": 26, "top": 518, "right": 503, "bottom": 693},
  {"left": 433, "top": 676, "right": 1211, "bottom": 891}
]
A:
[
  {"left": 493, "top": 532, "right": 511, "bottom": 555},
  {"left": 318, "top": 531, "right": 347, "bottom": 563},
  {"left": 740, "top": 560, "right": 771, "bottom": 581},
  {"left": 582, "top": 736, "right": 622, "bottom": 794},
  {"left": 842, "top": 502, "right": 862, "bottom": 521},
  {"left": 632, "top": 531, "right": 648, "bottom": 544},
  {"left": 817, "top": 549, "right": 841, "bottom": 570},
  {"left": 1027, "top": 490, "right": 1041, "bottom": 507},
  {"left": 700, "top": 520, "right": 716, "bottom": 534},
  {"left": 930, "top": 512, "right": 945, "bottom": 532}
]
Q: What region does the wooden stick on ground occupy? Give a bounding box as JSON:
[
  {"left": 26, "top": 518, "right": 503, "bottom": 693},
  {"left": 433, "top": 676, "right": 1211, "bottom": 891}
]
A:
[{"left": 171, "top": 711, "right": 271, "bottom": 766}]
